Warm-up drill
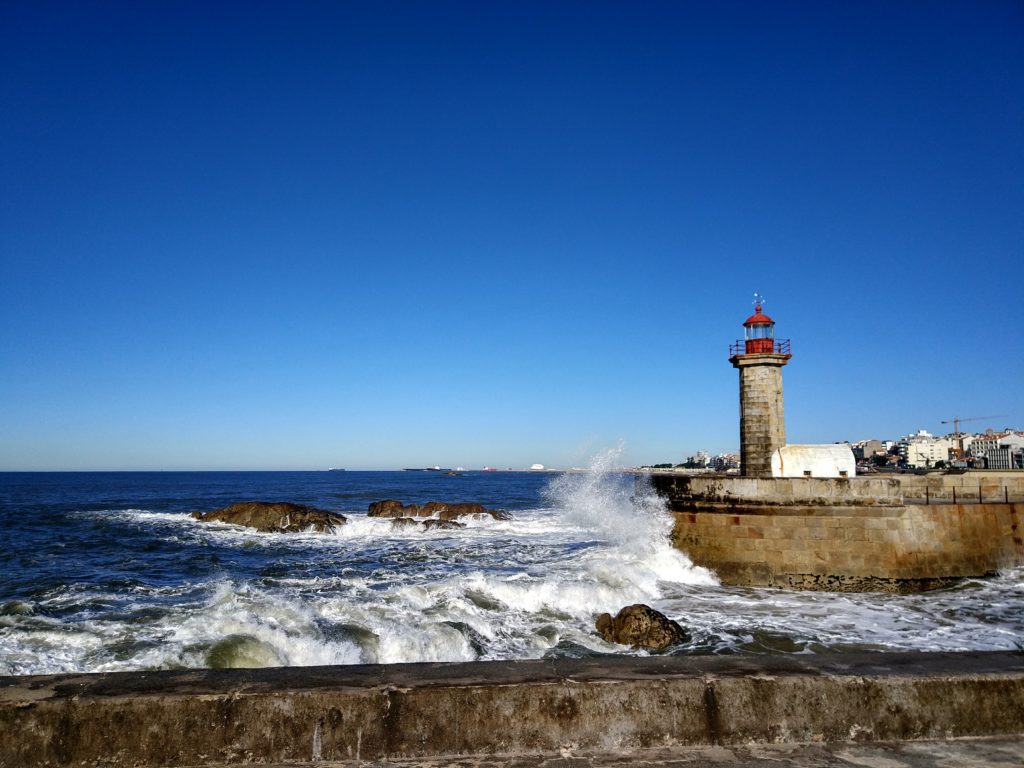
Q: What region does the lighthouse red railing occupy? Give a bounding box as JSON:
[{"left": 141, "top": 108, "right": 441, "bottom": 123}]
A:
[{"left": 729, "top": 338, "right": 791, "bottom": 357}]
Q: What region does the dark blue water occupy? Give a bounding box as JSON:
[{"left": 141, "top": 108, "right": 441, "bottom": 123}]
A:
[
  {"left": 1, "top": 470, "right": 548, "bottom": 599},
  {"left": 2, "top": 468, "right": 1022, "bottom": 676}
]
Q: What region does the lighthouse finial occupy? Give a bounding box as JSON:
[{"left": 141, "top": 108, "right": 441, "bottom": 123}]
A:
[{"left": 753, "top": 291, "right": 765, "bottom": 310}]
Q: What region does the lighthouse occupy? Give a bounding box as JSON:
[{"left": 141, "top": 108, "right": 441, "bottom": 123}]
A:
[{"left": 729, "top": 300, "right": 792, "bottom": 477}]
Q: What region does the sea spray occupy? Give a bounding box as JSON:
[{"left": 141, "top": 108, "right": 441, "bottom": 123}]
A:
[{"left": 543, "top": 446, "right": 716, "bottom": 595}]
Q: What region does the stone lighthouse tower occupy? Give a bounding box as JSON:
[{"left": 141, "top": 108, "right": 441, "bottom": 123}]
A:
[{"left": 728, "top": 300, "right": 792, "bottom": 477}]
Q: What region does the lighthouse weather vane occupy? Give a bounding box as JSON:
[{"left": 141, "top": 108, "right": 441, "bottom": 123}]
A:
[{"left": 753, "top": 291, "right": 765, "bottom": 309}]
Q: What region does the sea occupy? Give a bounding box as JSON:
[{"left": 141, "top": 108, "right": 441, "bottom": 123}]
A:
[{"left": 2, "top": 455, "right": 1023, "bottom": 676}]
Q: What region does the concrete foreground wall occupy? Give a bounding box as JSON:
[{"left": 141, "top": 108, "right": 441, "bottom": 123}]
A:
[{"left": 2, "top": 653, "right": 1023, "bottom": 766}]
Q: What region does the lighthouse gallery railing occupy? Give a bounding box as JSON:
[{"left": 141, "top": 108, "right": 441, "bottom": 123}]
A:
[{"left": 729, "top": 339, "right": 792, "bottom": 357}]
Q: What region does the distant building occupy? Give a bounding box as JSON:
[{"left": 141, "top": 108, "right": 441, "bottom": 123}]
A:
[
  {"left": 897, "top": 429, "right": 953, "bottom": 468},
  {"left": 1001, "top": 434, "right": 1024, "bottom": 450},
  {"left": 710, "top": 453, "right": 740, "bottom": 472},
  {"left": 987, "top": 435, "right": 1024, "bottom": 470},
  {"left": 851, "top": 440, "right": 883, "bottom": 461},
  {"left": 985, "top": 448, "right": 1013, "bottom": 470},
  {"left": 969, "top": 433, "right": 1001, "bottom": 463},
  {"left": 681, "top": 450, "right": 712, "bottom": 469}
]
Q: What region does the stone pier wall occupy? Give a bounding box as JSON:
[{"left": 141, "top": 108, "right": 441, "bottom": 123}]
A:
[
  {"left": 895, "top": 472, "right": 1024, "bottom": 504},
  {"left": 650, "top": 473, "right": 1024, "bottom": 591},
  {"left": 669, "top": 502, "right": 1024, "bottom": 591},
  {"left": 652, "top": 474, "right": 904, "bottom": 507},
  {"left": 650, "top": 472, "right": 1024, "bottom": 507}
]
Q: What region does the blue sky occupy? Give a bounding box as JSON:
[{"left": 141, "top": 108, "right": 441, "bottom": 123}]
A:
[{"left": 2, "top": 2, "right": 1021, "bottom": 470}]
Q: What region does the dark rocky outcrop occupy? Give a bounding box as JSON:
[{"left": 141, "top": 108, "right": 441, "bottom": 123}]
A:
[
  {"left": 595, "top": 604, "right": 688, "bottom": 651},
  {"left": 388, "top": 517, "right": 465, "bottom": 531},
  {"left": 369, "top": 499, "right": 408, "bottom": 518},
  {"left": 368, "top": 500, "right": 512, "bottom": 521},
  {"left": 191, "top": 502, "right": 347, "bottom": 534},
  {"left": 422, "top": 519, "right": 466, "bottom": 531}
]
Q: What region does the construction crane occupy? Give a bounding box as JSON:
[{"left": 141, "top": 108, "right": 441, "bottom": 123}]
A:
[
  {"left": 941, "top": 415, "right": 1008, "bottom": 455},
  {"left": 940, "top": 415, "right": 1008, "bottom": 436}
]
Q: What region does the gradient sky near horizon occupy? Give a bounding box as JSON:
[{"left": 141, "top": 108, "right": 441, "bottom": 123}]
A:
[{"left": 2, "top": 2, "right": 1022, "bottom": 471}]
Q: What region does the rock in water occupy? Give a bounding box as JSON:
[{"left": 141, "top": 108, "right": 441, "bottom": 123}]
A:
[
  {"left": 367, "top": 500, "right": 511, "bottom": 521},
  {"left": 368, "top": 499, "right": 409, "bottom": 517},
  {"left": 422, "top": 519, "right": 467, "bottom": 531},
  {"left": 191, "top": 502, "right": 347, "bottom": 533},
  {"left": 420, "top": 501, "right": 487, "bottom": 520},
  {"left": 206, "top": 634, "right": 286, "bottom": 668},
  {"left": 595, "top": 604, "right": 688, "bottom": 651}
]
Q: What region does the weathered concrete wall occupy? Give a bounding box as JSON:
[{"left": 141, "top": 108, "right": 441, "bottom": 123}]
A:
[
  {"left": 732, "top": 355, "right": 788, "bottom": 478},
  {"left": 2, "top": 653, "right": 1023, "bottom": 766},
  {"left": 668, "top": 502, "right": 1024, "bottom": 591}
]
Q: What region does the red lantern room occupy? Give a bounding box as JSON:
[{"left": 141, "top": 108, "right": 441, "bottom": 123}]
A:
[
  {"left": 728, "top": 297, "right": 791, "bottom": 360},
  {"left": 743, "top": 304, "right": 775, "bottom": 354}
]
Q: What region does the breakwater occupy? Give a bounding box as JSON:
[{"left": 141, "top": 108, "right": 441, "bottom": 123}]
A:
[
  {"left": 2, "top": 652, "right": 1023, "bottom": 766},
  {"left": 652, "top": 472, "right": 1024, "bottom": 591}
]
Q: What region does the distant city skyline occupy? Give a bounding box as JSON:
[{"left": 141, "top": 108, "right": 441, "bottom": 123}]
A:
[{"left": 2, "top": 2, "right": 1021, "bottom": 471}]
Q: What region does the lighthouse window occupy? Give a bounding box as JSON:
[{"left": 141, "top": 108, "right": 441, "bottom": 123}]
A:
[{"left": 746, "top": 324, "right": 773, "bottom": 340}]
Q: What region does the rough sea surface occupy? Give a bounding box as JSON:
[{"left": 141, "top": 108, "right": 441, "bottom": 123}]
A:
[{"left": 2, "top": 457, "right": 1022, "bottom": 675}]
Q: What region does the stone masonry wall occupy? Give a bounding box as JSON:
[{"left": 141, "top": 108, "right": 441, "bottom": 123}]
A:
[
  {"left": 895, "top": 473, "right": 1024, "bottom": 504},
  {"left": 649, "top": 473, "right": 1024, "bottom": 507},
  {"left": 650, "top": 474, "right": 905, "bottom": 506},
  {"left": 669, "top": 503, "right": 1024, "bottom": 592},
  {"left": 735, "top": 359, "right": 786, "bottom": 478}
]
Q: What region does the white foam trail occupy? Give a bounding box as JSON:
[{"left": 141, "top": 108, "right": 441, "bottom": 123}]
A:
[{"left": 150, "top": 582, "right": 364, "bottom": 669}]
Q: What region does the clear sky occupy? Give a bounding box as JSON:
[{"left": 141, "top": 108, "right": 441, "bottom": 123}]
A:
[{"left": 2, "top": 2, "right": 1021, "bottom": 471}]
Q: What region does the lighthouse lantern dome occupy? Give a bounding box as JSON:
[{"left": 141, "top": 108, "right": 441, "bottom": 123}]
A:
[{"left": 743, "top": 305, "right": 775, "bottom": 352}]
